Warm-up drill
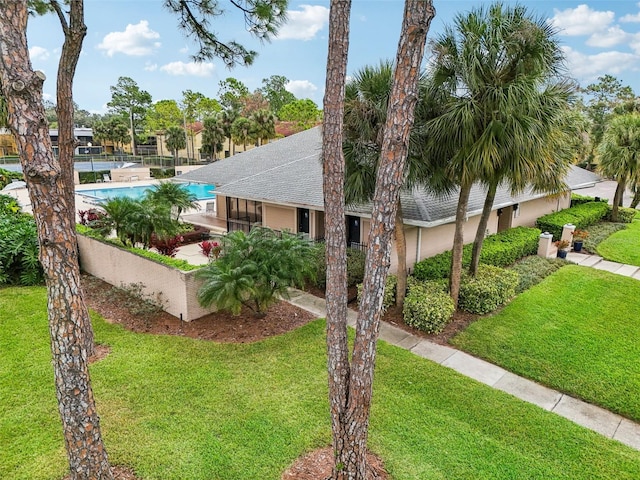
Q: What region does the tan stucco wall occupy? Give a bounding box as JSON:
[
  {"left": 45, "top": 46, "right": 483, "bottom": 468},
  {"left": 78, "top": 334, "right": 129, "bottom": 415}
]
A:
[
  {"left": 512, "top": 193, "right": 570, "bottom": 228},
  {"left": 264, "top": 204, "right": 296, "bottom": 232},
  {"left": 78, "top": 235, "right": 214, "bottom": 321},
  {"left": 175, "top": 165, "right": 205, "bottom": 176}
]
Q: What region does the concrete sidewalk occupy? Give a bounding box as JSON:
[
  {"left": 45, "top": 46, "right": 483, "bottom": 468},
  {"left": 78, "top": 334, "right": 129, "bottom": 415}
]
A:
[
  {"left": 567, "top": 251, "right": 640, "bottom": 279},
  {"left": 285, "top": 288, "right": 640, "bottom": 452}
]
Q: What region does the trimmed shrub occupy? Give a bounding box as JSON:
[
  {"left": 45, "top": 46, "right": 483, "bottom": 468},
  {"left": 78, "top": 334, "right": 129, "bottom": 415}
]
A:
[
  {"left": 402, "top": 281, "right": 455, "bottom": 333},
  {"left": 571, "top": 193, "right": 608, "bottom": 206},
  {"left": 458, "top": 265, "right": 519, "bottom": 315},
  {"left": 535, "top": 201, "right": 609, "bottom": 240},
  {"left": 0, "top": 168, "right": 24, "bottom": 190},
  {"left": 412, "top": 226, "right": 540, "bottom": 281},
  {"left": 606, "top": 206, "right": 637, "bottom": 223},
  {"left": 150, "top": 168, "right": 176, "bottom": 179},
  {"left": 403, "top": 280, "right": 454, "bottom": 334},
  {"left": 78, "top": 170, "right": 110, "bottom": 184},
  {"left": 510, "top": 256, "right": 567, "bottom": 294},
  {"left": 357, "top": 275, "right": 397, "bottom": 313},
  {"left": 583, "top": 222, "right": 627, "bottom": 252}
]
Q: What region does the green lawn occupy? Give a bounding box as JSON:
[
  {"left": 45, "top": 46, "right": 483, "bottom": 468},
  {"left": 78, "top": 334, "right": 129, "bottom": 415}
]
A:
[
  {"left": 596, "top": 219, "right": 640, "bottom": 266},
  {"left": 4, "top": 287, "right": 640, "bottom": 479},
  {"left": 452, "top": 265, "right": 640, "bottom": 422}
]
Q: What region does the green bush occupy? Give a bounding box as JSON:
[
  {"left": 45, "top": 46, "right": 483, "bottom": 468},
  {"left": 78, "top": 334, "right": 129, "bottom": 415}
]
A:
[
  {"left": 571, "top": 193, "right": 608, "bottom": 206},
  {"left": 606, "top": 206, "right": 637, "bottom": 223},
  {"left": 403, "top": 280, "right": 454, "bottom": 334},
  {"left": 150, "top": 167, "right": 176, "bottom": 179},
  {"left": 458, "top": 265, "right": 519, "bottom": 314},
  {"left": 0, "top": 193, "right": 21, "bottom": 216},
  {"left": 0, "top": 168, "right": 24, "bottom": 189},
  {"left": 509, "top": 256, "right": 567, "bottom": 294},
  {"left": 357, "top": 275, "right": 397, "bottom": 313},
  {"left": 535, "top": 202, "right": 609, "bottom": 240},
  {"left": 311, "top": 243, "right": 367, "bottom": 288},
  {"left": 0, "top": 212, "right": 43, "bottom": 285},
  {"left": 412, "top": 227, "right": 540, "bottom": 281},
  {"left": 78, "top": 170, "right": 110, "bottom": 184}
]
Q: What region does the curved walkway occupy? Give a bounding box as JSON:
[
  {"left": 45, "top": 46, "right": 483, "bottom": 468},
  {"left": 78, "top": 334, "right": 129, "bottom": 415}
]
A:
[
  {"left": 567, "top": 251, "right": 640, "bottom": 279},
  {"left": 286, "top": 267, "right": 640, "bottom": 452}
]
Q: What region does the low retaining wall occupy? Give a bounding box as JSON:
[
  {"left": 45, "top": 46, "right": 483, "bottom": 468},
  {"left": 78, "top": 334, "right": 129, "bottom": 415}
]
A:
[{"left": 78, "top": 235, "right": 215, "bottom": 321}]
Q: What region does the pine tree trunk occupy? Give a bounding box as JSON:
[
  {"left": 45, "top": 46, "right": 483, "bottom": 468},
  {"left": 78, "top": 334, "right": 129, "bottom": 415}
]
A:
[
  {"left": 470, "top": 181, "right": 497, "bottom": 276},
  {"left": 0, "top": 3, "right": 113, "bottom": 479},
  {"left": 322, "top": 1, "right": 352, "bottom": 477},
  {"left": 450, "top": 181, "right": 472, "bottom": 309},
  {"left": 323, "top": 0, "right": 434, "bottom": 477},
  {"left": 394, "top": 201, "right": 407, "bottom": 308},
  {"left": 53, "top": 0, "right": 95, "bottom": 357}
]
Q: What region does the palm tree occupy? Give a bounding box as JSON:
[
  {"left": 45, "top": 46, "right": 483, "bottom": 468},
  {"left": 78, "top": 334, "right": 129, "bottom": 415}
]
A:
[
  {"left": 424, "top": 2, "right": 574, "bottom": 304},
  {"left": 598, "top": 113, "right": 640, "bottom": 221},
  {"left": 250, "top": 109, "right": 276, "bottom": 145},
  {"left": 145, "top": 181, "right": 200, "bottom": 221},
  {"left": 343, "top": 61, "right": 443, "bottom": 307},
  {"left": 201, "top": 114, "right": 226, "bottom": 160},
  {"left": 165, "top": 125, "right": 186, "bottom": 163},
  {"left": 220, "top": 109, "right": 238, "bottom": 155},
  {"left": 231, "top": 116, "right": 254, "bottom": 151}
]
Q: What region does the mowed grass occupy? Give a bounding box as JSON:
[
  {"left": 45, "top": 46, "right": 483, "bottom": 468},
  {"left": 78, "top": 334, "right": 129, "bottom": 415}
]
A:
[
  {"left": 452, "top": 265, "right": 640, "bottom": 422},
  {"left": 597, "top": 218, "right": 640, "bottom": 266},
  {"left": 4, "top": 287, "right": 640, "bottom": 479}
]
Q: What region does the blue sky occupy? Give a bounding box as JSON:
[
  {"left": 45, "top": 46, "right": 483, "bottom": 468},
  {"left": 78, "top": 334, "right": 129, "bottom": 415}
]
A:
[{"left": 26, "top": 1, "right": 640, "bottom": 113}]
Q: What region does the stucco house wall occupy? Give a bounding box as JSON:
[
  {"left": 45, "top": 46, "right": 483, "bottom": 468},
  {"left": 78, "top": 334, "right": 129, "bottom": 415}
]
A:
[{"left": 264, "top": 204, "right": 296, "bottom": 232}]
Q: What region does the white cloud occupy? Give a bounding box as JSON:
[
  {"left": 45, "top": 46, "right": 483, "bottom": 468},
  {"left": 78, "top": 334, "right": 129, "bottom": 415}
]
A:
[
  {"left": 29, "top": 46, "right": 49, "bottom": 61},
  {"left": 179, "top": 46, "right": 189, "bottom": 54},
  {"left": 286, "top": 79, "right": 318, "bottom": 98},
  {"left": 277, "top": 5, "right": 329, "bottom": 41},
  {"left": 42, "top": 92, "right": 53, "bottom": 102},
  {"left": 586, "top": 26, "right": 630, "bottom": 48},
  {"left": 562, "top": 46, "right": 639, "bottom": 80},
  {"left": 621, "top": 3, "right": 640, "bottom": 23},
  {"left": 144, "top": 62, "right": 158, "bottom": 72},
  {"left": 159, "top": 61, "right": 215, "bottom": 77},
  {"left": 97, "top": 20, "right": 161, "bottom": 57},
  {"left": 550, "top": 5, "right": 614, "bottom": 36}
]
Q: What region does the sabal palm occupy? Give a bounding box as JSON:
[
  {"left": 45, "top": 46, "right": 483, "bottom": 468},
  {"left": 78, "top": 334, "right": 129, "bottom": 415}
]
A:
[
  {"left": 202, "top": 114, "right": 226, "bottom": 160},
  {"left": 146, "top": 181, "right": 199, "bottom": 221},
  {"left": 425, "top": 2, "right": 573, "bottom": 302},
  {"left": 343, "top": 61, "right": 439, "bottom": 307},
  {"left": 165, "top": 125, "right": 186, "bottom": 160},
  {"left": 250, "top": 109, "right": 276, "bottom": 145},
  {"left": 598, "top": 113, "right": 640, "bottom": 221}
]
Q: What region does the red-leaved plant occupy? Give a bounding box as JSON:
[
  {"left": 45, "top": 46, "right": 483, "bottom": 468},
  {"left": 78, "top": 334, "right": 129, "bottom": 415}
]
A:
[
  {"left": 151, "top": 235, "right": 183, "bottom": 257},
  {"left": 199, "top": 240, "right": 222, "bottom": 259}
]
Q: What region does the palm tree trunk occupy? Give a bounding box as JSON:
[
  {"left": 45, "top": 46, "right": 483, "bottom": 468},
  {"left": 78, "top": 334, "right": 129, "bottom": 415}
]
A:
[
  {"left": 470, "top": 181, "right": 498, "bottom": 276},
  {"left": 631, "top": 188, "right": 640, "bottom": 209},
  {"left": 612, "top": 180, "right": 625, "bottom": 221},
  {"left": 394, "top": 200, "right": 407, "bottom": 308},
  {"left": 450, "top": 181, "right": 472, "bottom": 309}
]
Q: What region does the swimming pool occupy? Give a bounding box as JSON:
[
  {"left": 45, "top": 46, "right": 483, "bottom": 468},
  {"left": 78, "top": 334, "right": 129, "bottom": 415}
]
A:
[{"left": 77, "top": 183, "right": 216, "bottom": 201}]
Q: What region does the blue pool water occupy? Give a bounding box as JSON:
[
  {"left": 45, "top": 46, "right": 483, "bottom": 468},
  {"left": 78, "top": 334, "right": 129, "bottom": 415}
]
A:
[{"left": 77, "top": 183, "right": 216, "bottom": 201}]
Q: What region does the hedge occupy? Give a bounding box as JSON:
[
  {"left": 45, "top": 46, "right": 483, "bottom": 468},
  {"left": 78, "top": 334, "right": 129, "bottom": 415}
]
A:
[
  {"left": 357, "top": 275, "right": 397, "bottom": 313},
  {"left": 412, "top": 226, "right": 540, "bottom": 281},
  {"left": 311, "top": 243, "right": 366, "bottom": 288},
  {"left": 570, "top": 193, "right": 608, "bottom": 206},
  {"left": 535, "top": 201, "right": 609, "bottom": 240},
  {"left": 606, "top": 206, "right": 637, "bottom": 224}
]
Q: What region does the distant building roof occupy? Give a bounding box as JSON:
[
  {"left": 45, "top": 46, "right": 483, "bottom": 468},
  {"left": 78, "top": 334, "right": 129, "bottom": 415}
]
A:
[{"left": 176, "top": 126, "right": 602, "bottom": 228}]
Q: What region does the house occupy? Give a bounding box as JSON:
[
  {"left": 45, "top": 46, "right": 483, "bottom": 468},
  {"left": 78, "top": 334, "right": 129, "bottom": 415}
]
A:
[{"left": 177, "top": 126, "right": 601, "bottom": 270}]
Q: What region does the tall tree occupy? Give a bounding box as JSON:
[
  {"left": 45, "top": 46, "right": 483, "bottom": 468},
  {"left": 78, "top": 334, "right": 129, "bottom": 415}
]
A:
[
  {"left": 278, "top": 98, "right": 322, "bottom": 127},
  {"left": 107, "top": 76, "right": 152, "bottom": 156},
  {"left": 424, "top": 2, "right": 572, "bottom": 302},
  {"left": 165, "top": 125, "right": 187, "bottom": 161},
  {"left": 343, "top": 61, "right": 438, "bottom": 308},
  {"left": 201, "top": 113, "right": 226, "bottom": 160},
  {"left": 218, "top": 77, "right": 250, "bottom": 111},
  {"left": 1, "top": 2, "right": 289, "bottom": 477},
  {"left": 323, "top": 0, "right": 435, "bottom": 477},
  {"left": 258, "top": 74, "right": 296, "bottom": 113},
  {"left": 231, "top": 116, "right": 254, "bottom": 150},
  {"left": 146, "top": 99, "right": 183, "bottom": 157},
  {"left": 598, "top": 113, "right": 640, "bottom": 221},
  {"left": 250, "top": 108, "right": 276, "bottom": 145},
  {"left": 0, "top": 1, "right": 113, "bottom": 478}
]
